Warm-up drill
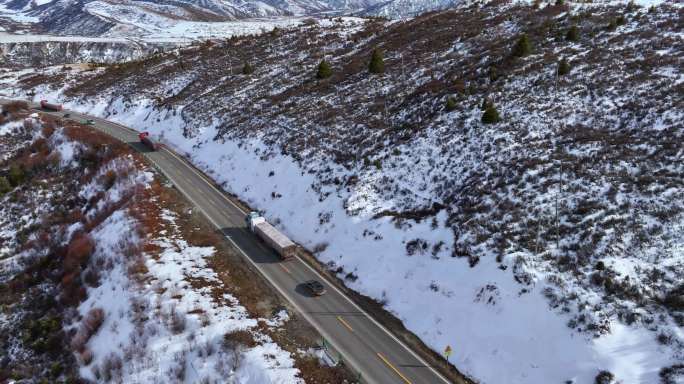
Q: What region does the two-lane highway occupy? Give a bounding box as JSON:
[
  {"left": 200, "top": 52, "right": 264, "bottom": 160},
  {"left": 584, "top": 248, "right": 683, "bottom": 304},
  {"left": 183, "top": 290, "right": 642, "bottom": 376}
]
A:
[{"left": 5, "top": 100, "right": 458, "bottom": 384}]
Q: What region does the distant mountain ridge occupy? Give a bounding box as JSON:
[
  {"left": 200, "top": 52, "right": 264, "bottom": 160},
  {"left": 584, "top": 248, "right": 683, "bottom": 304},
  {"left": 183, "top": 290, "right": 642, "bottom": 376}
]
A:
[{"left": 0, "top": 0, "right": 465, "bottom": 37}]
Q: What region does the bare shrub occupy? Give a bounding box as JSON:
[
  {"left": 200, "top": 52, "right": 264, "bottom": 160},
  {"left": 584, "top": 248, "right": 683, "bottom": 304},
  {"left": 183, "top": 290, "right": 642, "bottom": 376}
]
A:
[
  {"left": 2, "top": 100, "right": 29, "bottom": 114},
  {"left": 80, "top": 348, "right": 94, "bottom": 365},
  {"left": 169, "top": 305, "right": 187, "bottom": 334},
  {"left": 595, "top": 370, "right": 615, "bottom": 384},
  {"left": 127, "top": 257, "right": 149, "bottom": 279},
  {"left": 230, "top": 345, "right": 244, "bottom": 372},
  {"left": 92, "top": 365, "right": 101, "bottom": 380},
  {"left": 41, "top": 122, "right": 55, "bottom": 138},
  {"left": 660, "top": 364, "right": 684, "bottom": 384},
  {"left": 199, "top": 312, "right": 211, "bottom": 327},
  {"left": 83, "top": 267, "right": 101, "bottom": 288},
  {"left": 223, "top": 329, "right": 256, "bottom": 349},
  {"left": 170, "top": 351, "right": 187, "bottom": 381},
  {"left": 100, "top": 352, "right": 123, "bottom": 382},
  {"left": 406, "top": 238, "right": 428, "bottom": 256},
  {"left": 70, "top": 328, "right": 89, "bottom": 352},
  {"left": 65, "top": 233, "right": 95, "bottom": 272},
  {"left": 84, "top": 308, "right": 105, "bottom": 334},
  {"left": 102, "top": 169, "right": 117, "bottom": 190},
  {"left": 71, "top": 308, "right": 105, "bottom": 352},
  {"left": 312, "top": 242, "right": 328, "bottom": 254},
  {"left": 200, "top": 339, "right": 216, "bottom": 357}
]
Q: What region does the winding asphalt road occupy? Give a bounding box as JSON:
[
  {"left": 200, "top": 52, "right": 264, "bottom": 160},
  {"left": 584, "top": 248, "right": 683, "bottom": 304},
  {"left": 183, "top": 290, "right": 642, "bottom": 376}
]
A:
[{"left": 4, "top": 99, "right": 455, "bottom": 384}]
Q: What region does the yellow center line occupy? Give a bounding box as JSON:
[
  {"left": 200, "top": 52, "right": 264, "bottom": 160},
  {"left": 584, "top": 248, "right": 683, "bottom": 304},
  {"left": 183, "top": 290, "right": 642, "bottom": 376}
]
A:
[
  {"left": 279, "top": 264, "right": 292, "bottom": 275},
  {"left": 336, "top": 316, "right": 354, "bottom": 332},
  {"left": 377, "top": 352, "right": 412, "bottom": 384}
]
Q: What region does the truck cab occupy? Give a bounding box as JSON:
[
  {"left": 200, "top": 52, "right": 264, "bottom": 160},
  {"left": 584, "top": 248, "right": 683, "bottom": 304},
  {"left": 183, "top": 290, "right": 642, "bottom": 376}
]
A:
[{"left": 245, "top": 211, "right": 266, "bottom": 231}]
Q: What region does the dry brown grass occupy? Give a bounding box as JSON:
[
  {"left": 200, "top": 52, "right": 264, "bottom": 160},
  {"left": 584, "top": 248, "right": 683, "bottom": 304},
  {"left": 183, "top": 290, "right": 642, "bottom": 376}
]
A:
[{"left": 1, "top": 100, "right": 29, "bottom": 114}]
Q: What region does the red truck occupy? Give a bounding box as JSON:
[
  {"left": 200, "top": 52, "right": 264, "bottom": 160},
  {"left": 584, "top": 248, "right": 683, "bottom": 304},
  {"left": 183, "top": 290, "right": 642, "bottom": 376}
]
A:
[
  {"left": 40, "top": 100, "right": 63, "bottom": 111},
  {"left": 139, "top": 132, "right": 158, "bottom": 151}
]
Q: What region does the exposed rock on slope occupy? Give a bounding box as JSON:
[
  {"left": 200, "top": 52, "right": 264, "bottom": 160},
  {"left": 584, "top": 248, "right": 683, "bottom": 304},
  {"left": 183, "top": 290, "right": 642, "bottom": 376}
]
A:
[{"left": 0, "top": 39, "right": 177, "bottom": 67}]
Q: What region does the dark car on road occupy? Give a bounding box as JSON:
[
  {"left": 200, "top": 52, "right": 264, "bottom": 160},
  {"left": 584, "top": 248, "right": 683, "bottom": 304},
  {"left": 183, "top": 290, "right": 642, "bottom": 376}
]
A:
[
  {"left": 63, "top": 113, "right": 71, "bottom": 118},
  {"left": 304, "top": 280, "right": 326, "bottom": 296}
]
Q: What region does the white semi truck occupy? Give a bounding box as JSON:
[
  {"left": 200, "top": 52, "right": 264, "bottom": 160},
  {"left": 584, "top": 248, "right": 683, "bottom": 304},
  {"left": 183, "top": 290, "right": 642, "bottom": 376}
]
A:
[{"left": 245, "top": 212, "right": 297, "bottom": 259}]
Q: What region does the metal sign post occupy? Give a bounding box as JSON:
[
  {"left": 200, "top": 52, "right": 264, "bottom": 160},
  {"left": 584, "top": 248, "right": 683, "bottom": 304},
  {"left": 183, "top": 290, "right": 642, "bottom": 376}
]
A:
[{"left": 444, "top": 345, "right": 453, "bottom": 365}]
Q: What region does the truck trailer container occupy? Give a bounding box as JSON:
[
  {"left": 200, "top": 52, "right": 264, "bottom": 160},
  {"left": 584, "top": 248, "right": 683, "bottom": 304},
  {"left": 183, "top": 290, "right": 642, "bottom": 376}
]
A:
[
  {"left": 246, "top": 212, "right": 296, "bottom": 259},
  {"left": 139, "top": 132, "right": 158, "bottom": 151},
  {"left": 40, "top": 100, "right": 63, "bottom": 111}
]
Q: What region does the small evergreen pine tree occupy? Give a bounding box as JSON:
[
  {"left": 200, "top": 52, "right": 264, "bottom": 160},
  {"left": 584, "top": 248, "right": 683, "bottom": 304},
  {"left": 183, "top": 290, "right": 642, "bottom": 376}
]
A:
[
  {"left": 555, "top": 0, "right": 564, "bottom": 5},
  {"left": 316, "top": 60, "right": 332, "bottom": 79},
  {"left": 445, "top": 96, "right": 457, "bottom": 112},
  {"left": 481, "top": 104, "right": 501, "bottom": 124},
  {"left": 532, "top": 0, "right": 541, "bottom": 9},
  {"left": 626, "top": 0, "right": 638, "bottom": 12},
  {"left": 368, "top": 49, "right": 385, "bottom": 74},
  {"left": 242, "top": 62, "right": 254, "bottom": 75},
  {"left": 0, "top": 176, "right": 10, "bottom": 195},
  {"left": 489, "top": 66, "right": 499, "bottom": 82},
  {"left": 512, "top": 34, "right": 532, "bottom": 57},
  {"left": 558, "top": 58, "right": 571, "bottom": 76},
  {"left": 480, "top": 97, "right": 491, "bottom": 111},
  {"left": 8, "top": 165, "right": 23, "bottom": 187},
  {"left": 566, "top": 25, "right": 579, "bottom": 41}
]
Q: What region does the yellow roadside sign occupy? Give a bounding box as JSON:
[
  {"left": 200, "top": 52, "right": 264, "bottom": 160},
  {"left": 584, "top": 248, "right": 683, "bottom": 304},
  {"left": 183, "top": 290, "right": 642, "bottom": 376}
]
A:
[{"left": 444, "top": 345, "right": 452, "bottom": 357}]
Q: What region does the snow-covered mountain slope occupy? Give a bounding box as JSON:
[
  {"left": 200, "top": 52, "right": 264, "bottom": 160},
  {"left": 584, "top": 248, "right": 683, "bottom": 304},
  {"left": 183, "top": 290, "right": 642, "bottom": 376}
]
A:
[
  {"left": 3, "top": 1, "right": 684, "bottom": 383},
  {"left": 3, "top": 0, "right": 670, "bottom": 38},
  {"left": 0, "top": 0, "right": 371, "bottom": 37},
  {"left": 362, "top": 0, "right": 461, "bottom": 18}
]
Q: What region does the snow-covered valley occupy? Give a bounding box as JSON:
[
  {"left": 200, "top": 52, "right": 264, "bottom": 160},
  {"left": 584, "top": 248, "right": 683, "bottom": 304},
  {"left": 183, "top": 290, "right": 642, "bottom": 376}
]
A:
[{"left": 1, "top": 0, "right": 683, "bottom": 383}]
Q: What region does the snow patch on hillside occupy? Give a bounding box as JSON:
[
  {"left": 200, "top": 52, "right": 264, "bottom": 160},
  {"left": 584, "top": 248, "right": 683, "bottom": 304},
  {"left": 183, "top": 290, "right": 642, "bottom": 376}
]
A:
[
  {"left": 78, "top": 206, "right": 302, "bottom": 383},
  {"left": 47, "top": 128, "right": 84, "bottom": 167},
  {"left": 0, "top": 119, "right": 23, "bottom": 135}
]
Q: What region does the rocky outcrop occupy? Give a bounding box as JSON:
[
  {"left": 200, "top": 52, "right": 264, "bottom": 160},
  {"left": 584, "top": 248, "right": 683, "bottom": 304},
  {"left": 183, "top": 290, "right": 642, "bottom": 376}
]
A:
[{"left": 0, "top": 40, "right": 179, "bottom": 67}]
